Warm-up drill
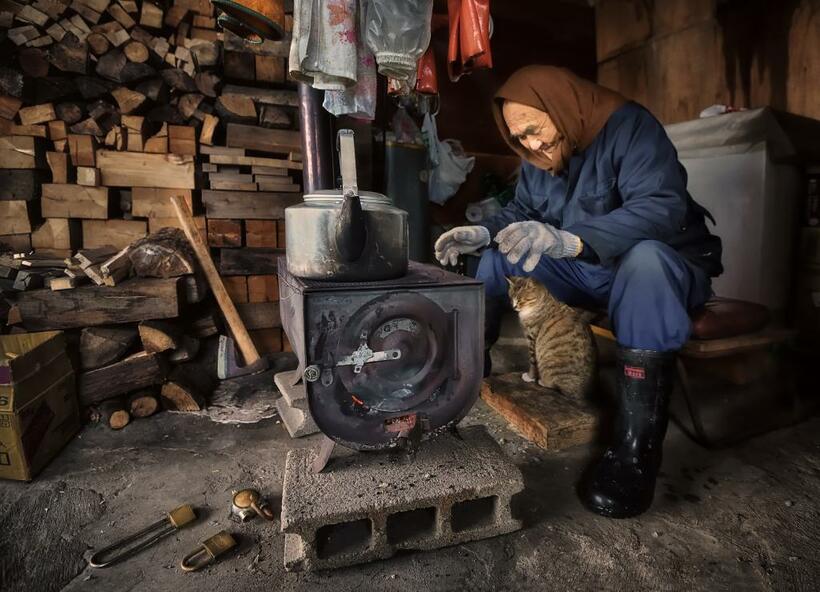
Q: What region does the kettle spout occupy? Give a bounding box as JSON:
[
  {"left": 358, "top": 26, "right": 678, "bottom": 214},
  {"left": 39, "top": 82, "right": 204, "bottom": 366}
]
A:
[{"left": 335, "top": 192, "right": 367, "bottom": 262}]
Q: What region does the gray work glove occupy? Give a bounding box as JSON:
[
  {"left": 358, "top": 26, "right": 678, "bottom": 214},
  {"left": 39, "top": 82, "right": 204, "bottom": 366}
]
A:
[
  {"left": 495, "top": 221, "right": 582, "bottom": 272},
  {"left": 434, "top": 225, "right": 491, "bottom": 266}
]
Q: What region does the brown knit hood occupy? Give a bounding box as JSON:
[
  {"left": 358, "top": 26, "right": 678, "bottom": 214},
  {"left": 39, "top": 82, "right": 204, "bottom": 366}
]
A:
[{"left": 492, "top": 65, "right": 627, "bottom": 174}]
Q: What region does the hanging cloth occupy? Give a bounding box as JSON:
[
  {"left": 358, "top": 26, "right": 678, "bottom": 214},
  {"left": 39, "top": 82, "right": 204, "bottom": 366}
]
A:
[
  {"left": 447, "top": 0, "right": 492, "bottom": 82},
  {"left": 365, "top": 0, "right": 434, "bottom": 81},
  {"left": 288, "top": 0, "right": 358, "bottom": 90}
]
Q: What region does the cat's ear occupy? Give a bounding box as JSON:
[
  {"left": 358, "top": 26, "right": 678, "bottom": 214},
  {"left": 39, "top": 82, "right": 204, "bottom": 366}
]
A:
[{"left": 504, "top": 276, "right": 515, "bottom": 287}]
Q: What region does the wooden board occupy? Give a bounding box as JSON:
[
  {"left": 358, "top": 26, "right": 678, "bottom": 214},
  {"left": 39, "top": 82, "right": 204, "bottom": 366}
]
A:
[
  {"left": 247, "top": 274, "right": 278, "bottom": 302},
  {"left": 245, "top": 219, "right": 277, "bottom": 248},
  {"left": 67, "top": 134, "right": 96, "bottom": 167},
  {"left": 481, "top": 374, "right": 598, "bottom": 451},
  {"left": 0, "top": 233, "right": 32, "bottom": 252},
  {"left": 0, "top": 136, "right": 45, "bottom": 169},
  {"left": 168, "top": 124, "right": 196, "bottom": 156},
  {"left": 207, "top": 153, "right": 302, "bottom": 170},
  {"left": 82, "top": 219, "right": 147, "bottom": 249},
  {"left": 225, "top": 123, "right": 300, "bottom": 154},
  {"left": 237, "top": 301, "right": 280, "bottom": 330},
  {"left": 202, "top": 190, "right": 301, "bottom": 219},
  {"left": 207, "top": 218, "right": 242, "bottom": 247},
  {"left": 221, "top": 84, "right": 297, "bottom": 106},
  {"left": 79, "top": 351, "right": 168, "bottom": 405},
  {"left": 96, "top": 150, "right": 195, "bottom": 188},
  {"left": 0, "top": 201, "right": 31, "bottom": 234},
  {"left": 17, "top": 277, "right": 181, "bottom": 330},
  {"left": 41, "top": 183, "right": 109, "bottom": 218},
  {"left": 131, "top": 187, "right": 193, "bottom": 218},
  {"left": 218, "top": 247, "right": 282, "bottom": 275},
  {"left": 147, "top": 215, "right": 206, "bottom": 235},
  {"left": 223, "top": 275, "right": 248, "bottom": 303},
  {"left": 32, "top": 218, "right": 80, "bottom": 250}
]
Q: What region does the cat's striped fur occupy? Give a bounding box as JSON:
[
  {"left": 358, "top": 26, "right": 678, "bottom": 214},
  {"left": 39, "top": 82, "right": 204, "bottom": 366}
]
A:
[{"left": 507, "top": 276, "right": 596, "bottom": 399}]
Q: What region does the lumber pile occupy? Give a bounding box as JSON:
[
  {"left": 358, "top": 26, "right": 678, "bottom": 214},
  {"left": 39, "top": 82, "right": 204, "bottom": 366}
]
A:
[{"left": 0, "top": 0, "right": 299, "bottom": 363}]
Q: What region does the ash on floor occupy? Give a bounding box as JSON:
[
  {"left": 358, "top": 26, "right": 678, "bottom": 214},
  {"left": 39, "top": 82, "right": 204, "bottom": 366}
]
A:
[{"left": 0, "top": 393, "right": 818, "bottom": 592}]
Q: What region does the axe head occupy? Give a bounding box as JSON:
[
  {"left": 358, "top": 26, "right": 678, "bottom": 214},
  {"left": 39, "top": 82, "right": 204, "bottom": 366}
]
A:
[{"left": 217, "top": 335, "right": 269, "bottom": 379}]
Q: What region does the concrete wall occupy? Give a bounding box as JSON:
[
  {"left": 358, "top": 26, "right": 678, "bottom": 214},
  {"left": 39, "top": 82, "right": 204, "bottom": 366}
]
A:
[{"left": 596, "top": 0, "right": 820, "bottom": 124}]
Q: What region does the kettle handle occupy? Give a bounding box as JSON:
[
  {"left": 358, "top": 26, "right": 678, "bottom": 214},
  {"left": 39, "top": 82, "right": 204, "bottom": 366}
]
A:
[{"left": 335, "top": 130, "right": 367, "bottom": 262}]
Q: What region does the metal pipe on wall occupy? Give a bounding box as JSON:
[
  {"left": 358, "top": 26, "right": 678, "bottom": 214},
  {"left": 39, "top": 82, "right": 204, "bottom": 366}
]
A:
[{"left": 297, "top": 83, "right": 334, "bottom": 194}]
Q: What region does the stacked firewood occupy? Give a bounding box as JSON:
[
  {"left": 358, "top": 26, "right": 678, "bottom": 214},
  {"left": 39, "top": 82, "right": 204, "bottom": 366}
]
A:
[{"left": 0, "top": 0, "right": 300, "bottom": 371}]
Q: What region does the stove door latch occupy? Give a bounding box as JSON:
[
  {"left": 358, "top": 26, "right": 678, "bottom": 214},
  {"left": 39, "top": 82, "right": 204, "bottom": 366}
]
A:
[{"left": 335, "top": 331, "right": 401, "bottom": 374}]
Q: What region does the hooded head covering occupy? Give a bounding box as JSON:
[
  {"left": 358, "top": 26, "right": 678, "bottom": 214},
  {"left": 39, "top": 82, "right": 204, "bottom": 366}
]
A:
[{"left": 492, "top": 65, "right": 627, "bottom": 174}]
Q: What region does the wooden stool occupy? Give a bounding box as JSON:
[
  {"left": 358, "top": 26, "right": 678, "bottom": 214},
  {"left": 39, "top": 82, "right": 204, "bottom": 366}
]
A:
[{"left": 591, "top": 298, "right": 800, "bottom": 447}]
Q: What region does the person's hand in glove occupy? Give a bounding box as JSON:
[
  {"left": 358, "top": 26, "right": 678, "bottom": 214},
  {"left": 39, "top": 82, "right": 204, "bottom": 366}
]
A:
[
  {"left": 434, "top": 225, "right": 491, "bottom": 266},
  {"left": 495, "top": 221, "right": 582, "bottom": 272}
]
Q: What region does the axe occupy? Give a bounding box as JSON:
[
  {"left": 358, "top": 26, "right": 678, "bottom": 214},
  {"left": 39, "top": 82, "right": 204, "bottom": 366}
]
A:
[{"left": 171, "top": 195, "right": 268, "bottom": 379}]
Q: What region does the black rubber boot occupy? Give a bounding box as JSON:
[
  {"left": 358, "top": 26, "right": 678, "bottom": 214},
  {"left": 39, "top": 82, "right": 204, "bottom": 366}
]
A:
[
  {"left": 483, "top": 295, "right": 508, "bottom": 378},
  {"left": 581, "top": 347, "right": 676, "bottom": 518}
]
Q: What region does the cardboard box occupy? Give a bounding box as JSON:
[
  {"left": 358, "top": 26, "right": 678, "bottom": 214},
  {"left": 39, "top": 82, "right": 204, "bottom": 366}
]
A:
[{"left": 0, "top": 331, "right": 79, "bottom": 481}]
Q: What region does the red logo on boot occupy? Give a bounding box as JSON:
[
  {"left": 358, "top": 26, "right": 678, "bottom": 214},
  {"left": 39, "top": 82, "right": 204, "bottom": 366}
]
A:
[{"left": 624, "top": 365, "right": 646, "bottom": 379}]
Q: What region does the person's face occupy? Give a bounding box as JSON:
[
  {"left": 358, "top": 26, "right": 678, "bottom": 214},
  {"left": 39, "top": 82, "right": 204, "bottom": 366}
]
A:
[{"left": 502, "top": 100, "right": 562, "bottom": 160}]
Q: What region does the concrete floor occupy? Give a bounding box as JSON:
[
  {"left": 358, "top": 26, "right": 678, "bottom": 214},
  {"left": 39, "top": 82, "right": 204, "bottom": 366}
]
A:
[{"left": 1, "top": 370, "right": 819, "bottom": 592}]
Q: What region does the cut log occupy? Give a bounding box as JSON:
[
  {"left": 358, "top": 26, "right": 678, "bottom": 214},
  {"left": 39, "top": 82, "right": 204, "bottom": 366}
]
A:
[
  {"left": 107, "top": 2, "right": 135, "bottom": 28},
  {"left": 146, "top": 104, "right": 184, "bottom": 125},
  {"left": 139, "top": 1, "right": 162, "bottom": 28},
  {"left": 76, "top": 166, "right": 100, "bottom": 186},
  {"left": 82, "top": 219, "right": 147, "bottom": 249},
  {"left": 247, "top": 274, "right": 278, "bottom": 302},
  {"left": 245, "top": 220, "right": 284, "bottom": 248},
  {"left": 131, "top": 187, "right": 192, "bottom": 218},
  {"left": 70, "top": 117, "right": 104, "bottom": 136},
  {"left": 17, "top": 277, "right": 181, "bottom": 330},
  {"left": 177, "top": 94, "right": 203, "bottom": 120},
  {"left": 194, "top": 71, "right": 220, "bottom": 98},
  {"left": 48, "top": 120, "right": 68, "bottom": 142},
  {"left": 86, "top": 32, "right": 110, "bottom": 55},
  {"left": 237, "top": 301, "right": 281, "bottom": 330},
  {"left": 55, "top": 102, "right": 83, "bottom": 124},
  {"left": 0, "top": 201, "right": 32, "bottom": 234},
  {"left": 207, "top": 219, "right": 242, "bottom": 247},
  {"left": 103, "top": 125, "right": 125, "bottom": 150},
  {"left": 258, "top": 105, "right": 290, "bottom": 129},
  {"left": 96, "top": 150, "right": 195, "bottom": 188},
  {"left": 202, "top": 190, "right": 301, "bottom": 219},
  {"left": 99, "top": 396, "right": 130, "bottom": 429},
  {"left": 48, "top": 33, "right": 88, "bottom": 74},
  {"left": 67, "top": 133, "right": 97, "bottom": 166},
  {"left": 223, "top": 275, "right": 248, "bottom": 303},
  {"left": 190, "top": 311, "right": 219, "bottom": 338},
  {"left": 19, "top": 103, "right": 57, "bottom": 126},
  {"left": 168, "top": 125, "right": 196, "bottom": 155},
  {"left": 19, "top": 48, "right": 50, "bottom": 78},
  {"left": 79, "top": 350, "right": 168, "bottom": 405},
  {"left": 0, "top": 94, "right": 23, "bottom": 120},
  {"left": 111, "top": 86, "right": 145, "bottom": 113},
  {"left": 189, "top": 41, "right": 219, "bottom": 68},
  {"left": 75, "top": 75, "right": 118, "bottom": 99},
  {"left": 224, "top": 51, "right": 255, "bottom": 81},
  {"left": 32, "top": 218, "right": 81, "bottom": 251},
  {"left": 160, "top": 68, "right": 197, "bottom": 92},
  {"left": 138, "top": 319, "right": 182, "bottom": 352},
  {"left": 0, "top": 136, "right": 46, "bottom": 169},
  {"left": 123, "top": 40, "right": 148, "bottom": 62},
  {"left": 99, "top": 245, "right": 132, "bottom": 285},
  {"left": 226, "top": 123, "right": 300, "bottom": 154},
  {"left": 218, "top": 247, "right": 282, "bottom": 275},
  {"left": 135, "top": 77, "right": 167, "bottom": 103},
  {"left": 41, "top": 183, "right": 109, "bottom": 218},
  {"left": 199, "top": 113, "right": 218, "bottom": 146},
  {"left": 215, "top": 94, "right": 256, "bottom": 124},
  {"left": 128, "top": 227, "right": 196, "bottom": 277},
  {"left": 80, "top": 324, "right": 138, "bottom": 369},
  {"left": 96, "top": 48, "right": 127, "bottom": 81},
  {"left": 127, "top": 389, "right": 159, "bottom": 417},
  {"left": 161, "top": 358, "right": 215, "bottom": 411},
  {"left": 9, "top": 25, "right": 40, "bottom": 46},
  {"left": 46, "top": 151, "right": 70, "bottom": 183}
]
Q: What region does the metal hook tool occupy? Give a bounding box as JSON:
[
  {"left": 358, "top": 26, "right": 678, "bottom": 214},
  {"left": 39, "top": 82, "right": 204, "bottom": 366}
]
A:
[{"left": 88, "top": 504, "right": 197, "bottom": 568}]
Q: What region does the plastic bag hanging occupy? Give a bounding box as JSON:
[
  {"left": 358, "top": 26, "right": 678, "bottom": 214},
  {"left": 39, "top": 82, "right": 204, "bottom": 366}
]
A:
[
  {"left": 365, "top": 0, "right": 434, "bottom": 81},
  {"left": 422, "top": 112, "right": 475, "bottom": 205},
  {"left": 289, "top": 0, "right": 358, "bottom": 90},
  {"left": 324, "top": 0, "right": 378, "bottom": 119}
]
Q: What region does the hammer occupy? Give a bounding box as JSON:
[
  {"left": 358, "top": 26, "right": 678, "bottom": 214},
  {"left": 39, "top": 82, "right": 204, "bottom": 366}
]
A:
[{"left": 171, "top": 195, "right": 268, "bottom": 379}]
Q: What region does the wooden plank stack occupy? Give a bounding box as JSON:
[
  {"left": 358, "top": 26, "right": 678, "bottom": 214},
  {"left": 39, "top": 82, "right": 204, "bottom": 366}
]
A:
[{"left": 1, "top": 0, "right": 299, "bottom": 365}]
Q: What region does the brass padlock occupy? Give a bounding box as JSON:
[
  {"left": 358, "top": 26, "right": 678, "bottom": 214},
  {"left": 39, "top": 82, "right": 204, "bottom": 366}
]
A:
[
  {"left": 230, "top": 488, "right": 275, "bottom": 522},
  {"left": 180, "top": 530, "right": 237, "bottom": 572}
]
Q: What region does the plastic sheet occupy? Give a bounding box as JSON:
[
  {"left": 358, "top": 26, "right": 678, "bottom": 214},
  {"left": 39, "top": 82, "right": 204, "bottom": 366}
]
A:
[{"left": 365, "top": 0, "right": 434, "bottom": 80}]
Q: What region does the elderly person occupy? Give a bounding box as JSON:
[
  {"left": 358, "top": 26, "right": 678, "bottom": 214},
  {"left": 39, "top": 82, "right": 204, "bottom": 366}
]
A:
[{"left": 435, "top": 66, "right": 722, "bottom": 518}]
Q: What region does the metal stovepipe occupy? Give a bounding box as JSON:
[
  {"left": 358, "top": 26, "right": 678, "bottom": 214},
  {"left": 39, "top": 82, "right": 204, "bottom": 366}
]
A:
[{"left": 297, "top": 83, "right": 334, "bottom": 194}]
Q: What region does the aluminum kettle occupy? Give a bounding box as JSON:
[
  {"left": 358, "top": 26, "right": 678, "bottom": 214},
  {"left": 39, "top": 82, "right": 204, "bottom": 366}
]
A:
[{"left": 285, "top": 130, "right": 409, "bottom": 281}]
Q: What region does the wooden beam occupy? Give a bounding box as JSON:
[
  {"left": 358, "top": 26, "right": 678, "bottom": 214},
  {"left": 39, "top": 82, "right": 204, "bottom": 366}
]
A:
[
  {"left": 0, "top": 169, "right": 47, "bottom": 200},
  {"left": 32, "top": 218, "right": 81, "bottom": 250},
  {"left": 0, "top": 136, "right": 45, "bottom": 169},
  {"left": 79, "top": 324, "right": 139, "bottom": 369},
  {"left": 245, "top": 219, "right": 277, "bottom": 248},
  {"left": 96, "top": 150, "right": 195, "bottom": 188},
  {"left": 42, "top": 183, "right": 109, "bottom": 218},
  {"left": 202, "top": 190, "right": 300, "bottom": 219},
  {"left": 16, "top": 277, "right": 181, "bottom": 330},
  {"left": 79, "top": 351, "right": 168, "bottom": 405},
  {"left": 221, "top": 84, "right": 298, "bottom": 107},
  {"left": 0, "top": 201, "right": 31, "bottom": 234},
  {"left": 207, "top": 153, "right": 302, "bottom": 170},
  {"left": 247, "top": 274, "right": 278, "bottom": 302},
  {"left": 82, "top": 219, "right": 147, "bottom": 249},
  {"left": 226, "top": 123, "right": 300, "bottom": 154},
  {"left": 237, "top": 301, "right": 280, "bottom": 330},
  {"left": 131, "top": 187, "right": 193, "bottom": 218},
  {"left": 207, "top": 218, "right": 242, "bottom": 247},
  {"left": 218, "top": 247, "right": 282, "bottom": 275}
]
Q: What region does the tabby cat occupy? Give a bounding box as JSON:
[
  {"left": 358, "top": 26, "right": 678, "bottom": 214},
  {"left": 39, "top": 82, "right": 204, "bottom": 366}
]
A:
[{"left": 506, "top": 276, "right": 596, "bottom": 399}]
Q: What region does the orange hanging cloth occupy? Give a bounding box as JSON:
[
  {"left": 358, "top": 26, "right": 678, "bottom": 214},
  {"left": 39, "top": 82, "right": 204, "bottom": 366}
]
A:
[{"left": 447, "top": 0, "right": 492, "bottom": 82}]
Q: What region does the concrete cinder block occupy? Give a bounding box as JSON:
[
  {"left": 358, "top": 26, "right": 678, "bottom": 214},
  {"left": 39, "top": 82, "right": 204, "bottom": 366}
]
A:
[
  {"left": 274, "top": 370, "right": 308, "bottom": 410},
  {"left": 280, "top": 425, "right": 524, "bottom": 571}
]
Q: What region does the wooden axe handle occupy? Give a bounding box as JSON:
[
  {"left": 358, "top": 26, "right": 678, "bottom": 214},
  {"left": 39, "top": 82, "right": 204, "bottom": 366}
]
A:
[{"left": 171, "top": 195, "right": 261, "bottom": 366}]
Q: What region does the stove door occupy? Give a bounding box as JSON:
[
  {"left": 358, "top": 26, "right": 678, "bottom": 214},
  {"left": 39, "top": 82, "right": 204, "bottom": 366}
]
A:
[{"left": 306, "top": 291, "right": 463, "bottom": 450}]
